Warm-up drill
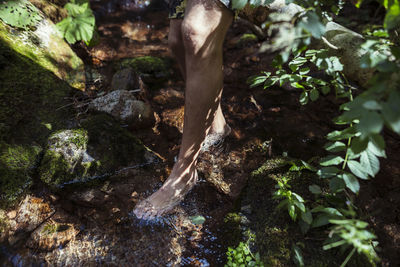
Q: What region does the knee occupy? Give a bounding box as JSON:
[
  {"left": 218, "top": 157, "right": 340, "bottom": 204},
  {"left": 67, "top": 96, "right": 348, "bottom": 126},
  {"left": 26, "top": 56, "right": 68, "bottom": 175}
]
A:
[{"left": 181, "top": 20, "right": 216, "bottom": 58}]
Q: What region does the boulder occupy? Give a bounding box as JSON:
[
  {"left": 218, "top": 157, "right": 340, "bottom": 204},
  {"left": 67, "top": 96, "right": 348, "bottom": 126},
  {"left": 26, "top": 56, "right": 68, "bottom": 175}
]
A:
[
  {"left": 111, "top": 67, "right": 141, "bottom": 91},
  {"left": 38, "top": 114, "right": 151, "bottom": 188},
  {"left": 39, "top": 129, "right": 99, "bottom": 187},
  {"left": 89, "top": 90, "right": 153, "bottom": 125}
]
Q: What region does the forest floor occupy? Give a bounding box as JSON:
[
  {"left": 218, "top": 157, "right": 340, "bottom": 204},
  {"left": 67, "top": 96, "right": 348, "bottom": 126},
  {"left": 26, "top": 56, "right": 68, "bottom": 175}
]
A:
[{"left": 1, "top": 1, "right": 399, "bottom": 266}]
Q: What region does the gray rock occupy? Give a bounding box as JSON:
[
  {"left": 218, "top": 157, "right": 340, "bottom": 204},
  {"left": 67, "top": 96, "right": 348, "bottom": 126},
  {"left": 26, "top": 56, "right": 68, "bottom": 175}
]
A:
[
  {"left": 89, "top": 90, "right": 152, "bottom": 124},
  {"left": 111, "top": 68, "right": 140, "bottom": 91},
  {"left": 39, "top": 129, "right": 98, "bottom": 187},
  {"left": 324, "top": 22, "right": 374, "bottom": 87}
]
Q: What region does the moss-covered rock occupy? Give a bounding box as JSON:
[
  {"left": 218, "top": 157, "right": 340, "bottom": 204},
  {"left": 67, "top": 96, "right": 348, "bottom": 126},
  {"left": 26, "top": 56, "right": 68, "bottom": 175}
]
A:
[
  {"left": 80, "top": 114, "right": 146, "bottom": 171},
  {"left": 0, "top": 17, "right": 85, "bottom": 90},
  {"left": 0, "top": 144, "right": 41, "bottom": 208},
  {"left": 39, "top": 129, "right": 100, "bottom": 187},
  {"left": 38, "top": 114, "right": 148, "bottom": 188},
  {"left": 118, "top": 56, "right": 171, "bottom": 85}
]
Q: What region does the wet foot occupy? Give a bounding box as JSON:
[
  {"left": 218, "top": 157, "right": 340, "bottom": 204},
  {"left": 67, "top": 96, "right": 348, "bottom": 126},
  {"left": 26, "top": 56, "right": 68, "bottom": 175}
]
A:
[
  {"left": 133, "top": 170, "right": 198, "bottom": 219},
  {"left": 201, "top": 124, "right": 231, "bottom": 152}
]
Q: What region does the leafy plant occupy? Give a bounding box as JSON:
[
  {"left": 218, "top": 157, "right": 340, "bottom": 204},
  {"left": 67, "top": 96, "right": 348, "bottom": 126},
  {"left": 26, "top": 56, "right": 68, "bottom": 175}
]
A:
[
  {"left": 56, "top": 0, "right": 95, "bottom": 44},
  {"left": 0, "top": 0, "right": 42, "bottom": 30},
  {"left": 226, "top": 241, "right": 264, "bottom": 267},
  {"left": 242, "top": 0, "right": 400, "bottom": 265},
  {"left": 273, "top": 176, "right": 313, "bottom": 233}
]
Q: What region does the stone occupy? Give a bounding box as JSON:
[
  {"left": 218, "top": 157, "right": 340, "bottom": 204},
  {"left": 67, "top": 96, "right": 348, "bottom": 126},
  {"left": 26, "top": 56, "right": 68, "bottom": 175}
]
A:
[
  {"left": 39, "top": 129, "right": 99, "bottom": 187},
  {"left": 27, "top": 221, "right": 79, "bottom": 251},
  {"left": 8, "top": 195, "right": 55, "bottom": 245},
  {"left": 89, "top": 90, "right": 153, "bottom": 124},
  {"left": 26, "top": 210, "right": 79, "bottom": 251},
  {"left": 324, "top": 22, "right": 374, "bottom": 87},
  {"left": 111, "top": 68, "right": 140, "bottom": 91}
]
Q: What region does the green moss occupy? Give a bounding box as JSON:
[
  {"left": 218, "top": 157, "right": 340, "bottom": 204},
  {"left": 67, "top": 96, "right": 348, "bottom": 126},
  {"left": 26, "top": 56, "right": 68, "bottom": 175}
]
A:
[
  {"left": 251, "top": 157, "right": 288, "bottom": 177},
  {"left": 39, "top": 149, "right": 71, "bottom": 186},
  {"left": 119, "top": 56, "right": 168, "bottom": 75},
  {"left": 0, "top": 144, "right": 41, "bottom": 208},
  {"left": 236, "top": 33, "right": 258, "bottom": 47}
]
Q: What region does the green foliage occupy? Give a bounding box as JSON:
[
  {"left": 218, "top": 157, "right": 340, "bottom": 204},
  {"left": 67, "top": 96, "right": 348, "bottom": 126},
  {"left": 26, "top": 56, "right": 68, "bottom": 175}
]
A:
[
  {"left": 56, "top": 0, "right": 95, "bottom": 44},
  {"left": 226, "top": 242, "right": 264, "bottom": 267},
  {"left": 0, "top": 0, "right": 42, "bottom": 30},
  {"left": 244, "top": 0, "right": 400, "bottom": 265}
]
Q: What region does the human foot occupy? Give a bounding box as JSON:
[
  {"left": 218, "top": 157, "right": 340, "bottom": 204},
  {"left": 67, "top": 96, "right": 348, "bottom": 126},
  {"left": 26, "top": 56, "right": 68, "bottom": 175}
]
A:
[
  {"left": 133, "top": 170, "right": 198, "bottom": 219},
  {"left": 201, "top": 124, "right": 231, "bottom": 152}
]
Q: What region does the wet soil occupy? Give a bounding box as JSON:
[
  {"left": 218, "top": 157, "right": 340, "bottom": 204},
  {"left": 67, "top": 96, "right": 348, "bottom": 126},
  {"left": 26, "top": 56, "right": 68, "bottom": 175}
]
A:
[{"left": 1, "top": 0, "right": 399, "bottom": 266}]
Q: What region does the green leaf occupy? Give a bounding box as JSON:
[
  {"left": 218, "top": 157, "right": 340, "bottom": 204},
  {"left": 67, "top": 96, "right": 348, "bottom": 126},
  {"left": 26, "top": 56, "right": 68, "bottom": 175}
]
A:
[
  {"left": 327, "top": 127, "right": 356, "bottom": 141},
  {"left": 356, "top": 111, "right": 384, "bottom": 138},
  {"left": 299, "top": 91, "right": 308, "bottom": 105},
  {"left": 320, "top": 86, "right": 331, "bottom": 95},
  {"left": 294, "top": 201, "right": 306, "bottom": 213},
  {"left": 350, "top": 137, "right": 369, "bottom": 154},
  {"left": 289, "top": 204, "right": 297, "bottom": 221},
  {"left": 298, "top": 11, "right": 326, "bottom": 38},
  {"left": 311, "top": 206, "right": 343, "bottom": 216},
  {"left": 189, "top": 215, "right": 206, "bottom": 225},
  {"left": 382, "top": 90, "right": 400, "bottom": 134},
  {"left": 360, "top": 149, "right": 380, "bottom": 177},
  {"left": 311, "top": 214, "right": 331, "bottom": 228},
  {"left": 309, "top": 88, "right": 319, "bottom": 102},
  {"left": 56, "top": 2, "right": 95, "bottom": 44},
  {"left": 248, "top": 75, "right": 268, "bottom": 88},
  {"left": 342, "top": 173, "right": 360, "bottom": 193},
  {"left": 0, "top": 0, "right": 43, "bottom": 29},
  {"left": 299, "top": 67, "right": 310, "bottom": 75},
  {"left": 309, "top": 185, "right": 322, "bottom": 194},
  {"left": 320, "top": 155, "right": 344, "bottom": 166},
  {"left": 317, "top": 167, "right": 340, "bottom": 178},
  {"left": 347, "top": 160, "right": 368, "bottom": 179},
  {"left": 384, "top": 1, "right": 400, "bottom": 30},
  {"left": 368, "top": 134, "right": 386, "bottom": 158},
  {"left": 329, "top": 177, "right": 345, "bottom": 192},
  {"left": 324, "top": 141, "right": 346, "bottom": 152},
  {"left": 292, "top": 244, "right": 305, "bottom": 267},
  {"left": 301, "top": 211, "right": 313, "bottom": 225}
]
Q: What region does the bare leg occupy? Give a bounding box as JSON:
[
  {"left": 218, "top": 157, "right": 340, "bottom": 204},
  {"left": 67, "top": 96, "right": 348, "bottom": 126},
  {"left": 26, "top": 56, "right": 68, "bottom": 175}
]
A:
[
  {"left": 169, "top": 18, "right": 231, "bottom": 141},
  {"left": 133, "top": 0, "right": 233, "bottom": 219}
]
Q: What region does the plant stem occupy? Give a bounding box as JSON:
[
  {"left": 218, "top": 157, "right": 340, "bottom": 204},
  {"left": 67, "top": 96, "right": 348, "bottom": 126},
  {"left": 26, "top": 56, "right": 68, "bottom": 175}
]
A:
[{"left": 340, "top": 247, "right": 356, "bottom": 267}]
